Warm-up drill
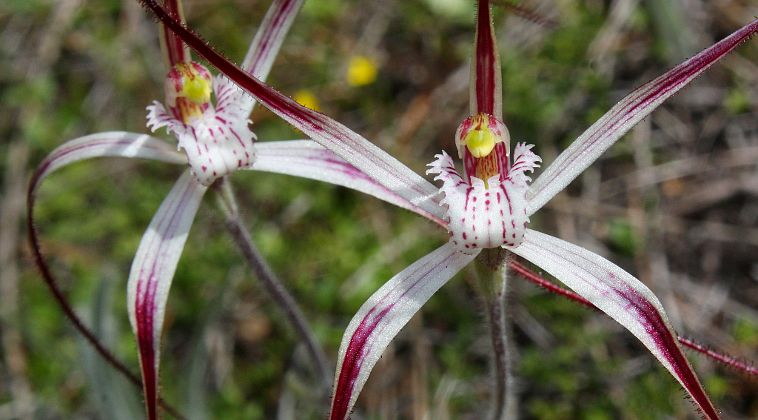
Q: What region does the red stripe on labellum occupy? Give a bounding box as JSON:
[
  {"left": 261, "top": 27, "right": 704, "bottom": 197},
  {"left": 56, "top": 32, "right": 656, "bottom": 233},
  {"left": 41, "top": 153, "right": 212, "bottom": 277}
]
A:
[
  {"left": 474, "top": 0, "right": 497, "bottom": 115},
  {"left": 495, "top": 142, "right": 509, "bottom": 178}
]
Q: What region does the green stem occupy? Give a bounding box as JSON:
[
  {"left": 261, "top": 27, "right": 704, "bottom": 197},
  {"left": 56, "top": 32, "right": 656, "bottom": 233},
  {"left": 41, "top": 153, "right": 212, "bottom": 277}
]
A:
[
  {"left": 213, "top": 178, "right": 332, "bottom": 395},
  {"left": 475, "top": 249, "right": 518, "bottom": 419}
]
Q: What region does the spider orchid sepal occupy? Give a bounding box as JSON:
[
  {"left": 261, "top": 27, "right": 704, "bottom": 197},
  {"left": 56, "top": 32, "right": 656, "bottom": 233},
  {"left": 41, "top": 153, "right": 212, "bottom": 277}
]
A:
[{"left": 147, "top": 62, "right": 256, "bottom": 186}]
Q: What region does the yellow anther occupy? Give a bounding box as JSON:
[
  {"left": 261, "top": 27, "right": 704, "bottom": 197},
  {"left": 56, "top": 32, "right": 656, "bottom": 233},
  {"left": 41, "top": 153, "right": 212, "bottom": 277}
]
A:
[
  {"left": 465, "top": 126, "right": 497, "bottom": 158},
  {"left": 464, "top": 114, "right": 498, "bottom": 158},
  {"left": 176, "top": 63, "right": 211, "bottom": 104},
  {"left": 165, "top": 62, "right": 213, "bottom": 123},
  {"left": 181, "top": 75, "right": 211, "bottom": 104}
]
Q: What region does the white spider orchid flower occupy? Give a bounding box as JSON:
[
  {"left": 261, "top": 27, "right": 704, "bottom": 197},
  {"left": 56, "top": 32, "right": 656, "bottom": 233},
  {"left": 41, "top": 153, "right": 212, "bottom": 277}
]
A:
[
  {"left": 146, "top": 61, "right": 256, "bottom": 185},
  {"left": 145, "top": 0, "right": 757, "bottom": 418},
  {"left": 28, "top": 1, "right": 450, "bottom": 419}
]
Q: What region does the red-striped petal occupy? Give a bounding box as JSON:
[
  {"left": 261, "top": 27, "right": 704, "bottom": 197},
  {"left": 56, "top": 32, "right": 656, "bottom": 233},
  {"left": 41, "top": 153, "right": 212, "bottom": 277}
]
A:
[
  {"left": 126, "top": 171, "right": 206, "bottom": 420},
  {"left": 512, "top": 229, "right": 719, "bottom": 418},
  {"left": 527, "top": 19, "right": 758, "bottom": 214},
  {"left": 330, "top": 243, "right": 477, "bottom": 420}
]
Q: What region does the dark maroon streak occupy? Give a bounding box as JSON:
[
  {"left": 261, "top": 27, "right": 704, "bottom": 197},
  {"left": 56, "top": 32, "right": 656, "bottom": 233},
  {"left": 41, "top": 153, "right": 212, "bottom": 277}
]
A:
[
  {"left": 617, "top": 284, "right": 718, "bottom": 419},
  {"left": 330, "top": 248, "right": 456, "bottom": 420},
  {"left": 140, "top": 0, "right": 436, "bottom": 203},
  {"left": 463, "top": 149, "right": 477, "bottom": 182},
  {"left": 246, "top": 0, "right": 298, "bottom": 75},
  {"left": 330, "top": 304, "right": 390, "bottom": 420},
  {"left": 495, "top": 142, "right": 509, "bottom": 177},
  {"left": 135, "top": 273, "right": 157, "bottom": 420},
  {"left": 474, "top": 0, "right": 497, "bottom": 115},
  {"left": 531, "top": 243, "right": 718, "bottom": 418},
  {"left": 162, "top": 0, "right": 188, "bottom": 66},
  {"left": 134, "top": 178, "right": 196, "bottom": 420},
  {"left": 27, "top": 163, "right": 184, "bottom": 419},
  {"left": 533, "top": 20, "right": 757, "bottom": 198}
]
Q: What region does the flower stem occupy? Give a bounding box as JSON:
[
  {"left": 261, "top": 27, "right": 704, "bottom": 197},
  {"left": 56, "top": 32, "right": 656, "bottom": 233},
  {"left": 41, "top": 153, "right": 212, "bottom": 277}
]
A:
[
  {"left": 475, "top": 249, "right": 518, "bottom": 420},
  {"left": 213, "top": 178, "right": 331, "bottom": 394}
]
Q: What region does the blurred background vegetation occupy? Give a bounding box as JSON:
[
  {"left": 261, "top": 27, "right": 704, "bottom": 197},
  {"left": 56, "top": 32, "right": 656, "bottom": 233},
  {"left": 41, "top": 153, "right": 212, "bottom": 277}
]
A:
[{"left": 1, "top": 0, "right": 757, "bottom": 418}]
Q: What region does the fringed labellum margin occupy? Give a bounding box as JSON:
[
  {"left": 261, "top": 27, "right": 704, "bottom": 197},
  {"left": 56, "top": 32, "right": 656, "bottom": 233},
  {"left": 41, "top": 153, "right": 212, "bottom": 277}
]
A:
[
  {"left": 147, "top": 61, "right": 256, "bottom": 186},
  {"left": 428, "top": 113, "right": 541, "bottom": 253}
]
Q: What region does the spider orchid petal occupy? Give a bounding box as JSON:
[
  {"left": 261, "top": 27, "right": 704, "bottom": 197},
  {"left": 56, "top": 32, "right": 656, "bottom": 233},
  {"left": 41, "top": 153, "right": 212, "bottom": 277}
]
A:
[
  {"left": 253, "top": 140, "right": 445, "bottom": 225},
  {"left": 471, "top": 0, "right": 502, "bottom": 118},
  {"left": 237, "top": 0, "right": 305, "bottom": 116},
  {"left": 140, "top": 0, "right": 444, "bottom": 220},
  {"left": 527, "top": 18, "right": 758, "bottom": 215},
  {"left": 511, "top": 229, "right": 718, "bottom": 419},
  {"left": 330, "top": 243, "right": 478, "bottom": 420},
  {"left": 29, "top": 132, "right": 185, "bottom": 189},
  {"left": 126, "top": 170, "right": 206, "bottom": 420}
]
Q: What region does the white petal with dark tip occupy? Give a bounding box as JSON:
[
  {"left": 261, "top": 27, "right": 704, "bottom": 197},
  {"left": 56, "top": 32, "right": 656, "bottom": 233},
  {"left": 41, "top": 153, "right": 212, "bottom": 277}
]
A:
[
  {"left": 329, "top": 242, "right": 478, "bottom": 420},
  {"left": 527, "top": 19, "right": 758, "bottom": 215},
  {"left": 126, "top": 171, "right": 207, "bottom": 419},
  {"left": 511, "top": 229, "right": 718, "bottom": 419}
]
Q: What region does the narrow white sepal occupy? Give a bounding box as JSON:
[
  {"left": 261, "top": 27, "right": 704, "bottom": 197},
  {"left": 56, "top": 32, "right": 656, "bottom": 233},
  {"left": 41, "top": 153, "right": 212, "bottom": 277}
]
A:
[
  {"left": 236, "top": 0, "right": 305, "bottom": 115},
  {"left": 252, "top": 140, "right": 446, "bottom": 225},
  {"left": 126, "top": 170, "right": 207, "bottom": 410},
  {"left": 511, "top": 229, "right": 716, "bottom": 415},
  {"left": 527, "top": 19, "right": 758, "bottom": 215},
  {"left": 330, "top": 242, "right": 478, "bottom": 420},
  {"left": 32, "top": 132, "right": 185, "bottom": 192}
]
